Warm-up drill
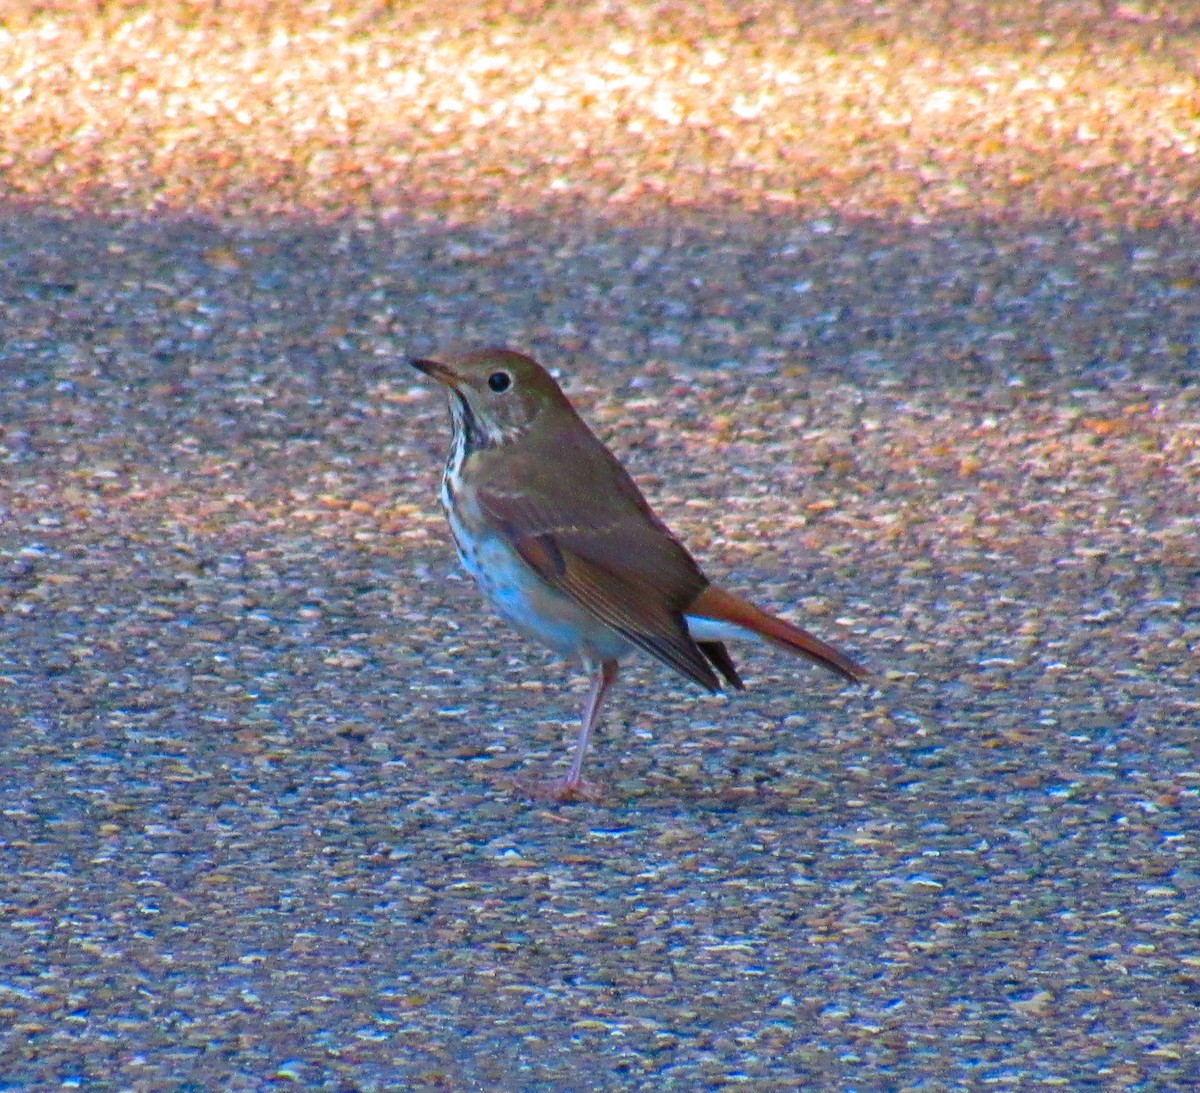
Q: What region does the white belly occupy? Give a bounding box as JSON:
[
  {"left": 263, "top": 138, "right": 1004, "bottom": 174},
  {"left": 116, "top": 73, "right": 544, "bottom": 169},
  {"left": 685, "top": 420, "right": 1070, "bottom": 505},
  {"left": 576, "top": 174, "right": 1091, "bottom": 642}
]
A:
[{"left": 445, "top": 501, "right": 631, "bottom": 664}]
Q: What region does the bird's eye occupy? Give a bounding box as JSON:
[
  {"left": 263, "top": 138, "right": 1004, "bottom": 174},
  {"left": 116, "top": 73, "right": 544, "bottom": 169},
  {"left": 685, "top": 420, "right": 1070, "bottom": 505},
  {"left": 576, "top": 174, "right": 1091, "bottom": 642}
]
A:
[{"left": 487, "top": 371, "right": 512, "bottom": 393}]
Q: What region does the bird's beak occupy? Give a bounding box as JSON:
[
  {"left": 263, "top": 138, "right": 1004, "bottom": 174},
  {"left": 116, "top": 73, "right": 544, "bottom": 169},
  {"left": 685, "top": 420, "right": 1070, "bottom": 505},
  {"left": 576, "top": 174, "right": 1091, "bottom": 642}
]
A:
[{"left": 410, "top": 357, "right": 460, "bottom": 388}]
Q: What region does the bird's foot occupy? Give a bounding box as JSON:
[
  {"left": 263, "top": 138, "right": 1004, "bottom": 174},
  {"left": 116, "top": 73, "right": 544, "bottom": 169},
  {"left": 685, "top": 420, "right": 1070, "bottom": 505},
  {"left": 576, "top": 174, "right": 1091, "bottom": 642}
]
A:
[{"left": 528, "top": 774, "right": 605, "bottom": 804}]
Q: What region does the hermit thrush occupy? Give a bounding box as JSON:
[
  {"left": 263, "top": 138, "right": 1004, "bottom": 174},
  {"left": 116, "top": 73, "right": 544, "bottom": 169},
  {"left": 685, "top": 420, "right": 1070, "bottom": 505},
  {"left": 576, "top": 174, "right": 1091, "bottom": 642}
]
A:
[{"left": 411, "top": 348, "right": 866, "bottom": 799}]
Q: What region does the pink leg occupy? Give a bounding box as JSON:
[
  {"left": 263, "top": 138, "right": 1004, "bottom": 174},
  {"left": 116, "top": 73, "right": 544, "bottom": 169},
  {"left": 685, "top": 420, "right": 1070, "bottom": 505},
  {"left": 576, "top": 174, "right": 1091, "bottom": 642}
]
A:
[
  {"left": 564, "top": 659, "right": 619, "bottom": 788},
  {"left": 534, "top": 659, "right": 618, "bottom": 802}
]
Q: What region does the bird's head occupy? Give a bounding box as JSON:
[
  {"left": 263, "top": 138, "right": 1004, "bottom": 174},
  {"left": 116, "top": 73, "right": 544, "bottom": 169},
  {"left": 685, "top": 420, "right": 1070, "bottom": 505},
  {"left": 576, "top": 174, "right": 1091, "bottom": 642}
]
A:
[{"left": 410, "top": 347, "right": 573, "bottom": 449}]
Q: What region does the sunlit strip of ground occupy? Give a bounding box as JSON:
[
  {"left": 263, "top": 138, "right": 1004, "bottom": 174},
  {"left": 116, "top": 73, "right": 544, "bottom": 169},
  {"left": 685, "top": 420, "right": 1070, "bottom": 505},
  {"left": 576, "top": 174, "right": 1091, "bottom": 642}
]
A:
[{"left": 1, "top": 2, "right": 1197, "bottom": 223}]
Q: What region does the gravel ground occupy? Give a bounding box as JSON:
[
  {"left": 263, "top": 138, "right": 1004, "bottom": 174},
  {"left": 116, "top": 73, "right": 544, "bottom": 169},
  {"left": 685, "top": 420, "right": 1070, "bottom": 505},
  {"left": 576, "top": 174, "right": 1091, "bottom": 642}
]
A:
[{"left": 1, "top": 3, "right": 1198, "bottom": 1090}]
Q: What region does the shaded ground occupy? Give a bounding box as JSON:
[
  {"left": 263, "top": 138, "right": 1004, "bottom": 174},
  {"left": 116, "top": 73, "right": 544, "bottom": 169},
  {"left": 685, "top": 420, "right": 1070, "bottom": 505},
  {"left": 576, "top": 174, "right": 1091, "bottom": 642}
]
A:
[{"left": 1, "top": 3, "right": 1198, "bottom": 1090}]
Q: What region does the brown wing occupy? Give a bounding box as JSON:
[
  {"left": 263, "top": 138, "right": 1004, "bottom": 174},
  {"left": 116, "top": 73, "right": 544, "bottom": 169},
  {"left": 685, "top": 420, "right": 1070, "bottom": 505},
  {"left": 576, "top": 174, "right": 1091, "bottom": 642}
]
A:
[{"left": 473, "top": 426, "right": 722, "bottom": 691}]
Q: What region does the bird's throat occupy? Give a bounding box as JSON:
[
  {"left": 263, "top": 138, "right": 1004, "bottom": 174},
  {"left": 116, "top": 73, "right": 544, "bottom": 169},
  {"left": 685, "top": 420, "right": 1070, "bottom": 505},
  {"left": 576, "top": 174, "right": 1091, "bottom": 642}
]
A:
[{"left": 448, "top": 389, "right": 492, "bottom": 456}]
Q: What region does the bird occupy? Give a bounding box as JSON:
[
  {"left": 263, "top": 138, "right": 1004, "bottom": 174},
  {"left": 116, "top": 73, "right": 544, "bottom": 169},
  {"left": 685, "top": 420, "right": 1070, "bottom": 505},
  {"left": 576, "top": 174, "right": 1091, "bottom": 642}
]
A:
[{"left": 410, "top": 347, "right": 866, "bottom": 799}]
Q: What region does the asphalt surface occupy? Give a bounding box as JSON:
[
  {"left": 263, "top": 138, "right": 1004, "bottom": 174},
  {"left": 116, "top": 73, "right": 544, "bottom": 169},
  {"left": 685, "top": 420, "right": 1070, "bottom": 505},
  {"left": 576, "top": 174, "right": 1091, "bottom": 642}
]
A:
[{"left": 1, "top": 3, "right": 1198, "bottom": 1090}]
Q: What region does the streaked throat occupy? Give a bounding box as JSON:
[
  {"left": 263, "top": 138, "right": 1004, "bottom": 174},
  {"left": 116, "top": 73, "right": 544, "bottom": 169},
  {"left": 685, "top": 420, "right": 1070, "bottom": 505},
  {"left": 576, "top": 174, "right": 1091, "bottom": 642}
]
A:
[
  {"left": 447, "top": 390, "right": 494, "bottom": 455},
  {"left": 442, "top": 389, "right": 508, "bottom": 508}
]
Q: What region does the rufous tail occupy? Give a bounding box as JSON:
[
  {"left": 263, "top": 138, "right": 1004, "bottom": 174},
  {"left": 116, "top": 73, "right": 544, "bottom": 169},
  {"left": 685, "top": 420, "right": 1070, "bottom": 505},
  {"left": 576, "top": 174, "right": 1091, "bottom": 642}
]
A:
[{"left": 690, "top": 586, "right": 867, "bottom": 684}]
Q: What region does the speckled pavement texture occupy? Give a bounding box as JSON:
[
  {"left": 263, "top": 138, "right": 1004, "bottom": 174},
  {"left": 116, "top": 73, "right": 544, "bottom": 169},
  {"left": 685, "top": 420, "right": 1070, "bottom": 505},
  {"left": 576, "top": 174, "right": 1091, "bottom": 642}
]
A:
[{"left": 1, "top": 3, "right": 1197, "bottom": 1090}]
